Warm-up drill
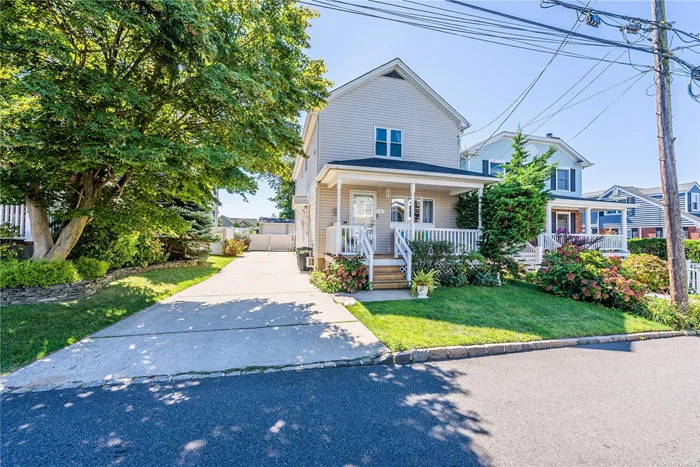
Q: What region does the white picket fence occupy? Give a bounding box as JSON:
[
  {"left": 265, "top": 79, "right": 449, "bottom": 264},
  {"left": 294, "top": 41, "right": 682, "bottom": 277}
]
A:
[
  {"left": 688, "top": 261, "right": 700, "bottom": 295},
  {"left": 0, "top": 204, "right": 30, "bottom": 239}
]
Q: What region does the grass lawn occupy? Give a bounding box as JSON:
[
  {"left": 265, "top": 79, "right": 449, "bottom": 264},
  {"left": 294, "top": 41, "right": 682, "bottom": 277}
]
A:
[
  {"left": 0, "top": 256, "right": 234, "bottom": 374},
  {"left": 347, "top": 281, "right": 673, "bottom": 351}
]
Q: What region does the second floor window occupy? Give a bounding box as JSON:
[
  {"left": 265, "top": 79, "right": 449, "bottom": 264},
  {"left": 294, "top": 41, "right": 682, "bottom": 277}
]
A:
[
  {"left": 556, "top": 169, "right": 570, "bottom": 191},
  {"left": 692, "top": 193, "right": 699, "bottom": 211},
  {"left": 375, "top": 128, "right": 402, "bottom": 158},
  {"left": 489, "top": 161, "right": 505, "bottom": 176}
]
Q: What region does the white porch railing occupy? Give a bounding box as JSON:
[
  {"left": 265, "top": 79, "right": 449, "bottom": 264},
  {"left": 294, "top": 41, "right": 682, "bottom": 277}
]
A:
[
  {"left": 325, "top": 225, "right": 369, "bottom": 256},
  {"left": 394, "top": 229, "right": 412, "bottom": 286},
  {"left": 537, "top": 233, "right": 561, "bottom": 252},
  {"left": 0, "top": 204, "right": 30, "bottom": 239},
  {"left": 360, "top": 229, "right": 374, "bottom": 283},
  {"left": 394, "top": 227, "right": 481, "bottom": 254},
  {"left": 688, "top": 261, "right": 699, "bottom": 295},
  {"left": 515, "top": 242, "right": 537, "bottom": 270},
  {"left": 551, "top": 233, "right": 625, "bottom": 252}
]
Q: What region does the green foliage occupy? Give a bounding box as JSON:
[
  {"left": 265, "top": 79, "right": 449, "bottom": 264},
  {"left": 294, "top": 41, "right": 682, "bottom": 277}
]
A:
[
  {"left": 627, "top": 238, "right": 700, "bottom": 263},
  {"left": 0, "top": 223, "right": 23, "bottom": 260},
  {"left": 642, "top": 297, "right": 700, "bottom": 330},
  {"left": 72, "top": 229, "right": 166, "bottom": 269},
  {"left": 408, "top": 240, "right": 455, "bottom": 276},
  {"left": 0, "top": 0, "right": 330, "bottom": 259},
  {"left": 164, "top": 202, "right": 220, "bottom": 259},
  {"left": 457, "top": 132, "right": 557, "bottom": 270},
  {"left": 536, "top": 244, "right": 646, "bottom": 310},
  {"left": 410, "top": 269, "right": 439, "bottom": 296},
  {"left": 455, "top": 191, "right": 479, "bottom": 229},
  {"left": 73, "top": 257, "right": 109, "bottom": 280},
  {"left": 222, "top": 237, "right": 248, "bottom": 257},
  {"left": 267, "top": 165, "right": 296, "bottom": 219},
  {"left": 623, "top": 254, "right": 669, "bottom": 293},
  {"left": 310, "top": 255, "right": 370, "bottom": 293},
  {"left": 0, "top": 259, "right": 80, "bottom": 288}
]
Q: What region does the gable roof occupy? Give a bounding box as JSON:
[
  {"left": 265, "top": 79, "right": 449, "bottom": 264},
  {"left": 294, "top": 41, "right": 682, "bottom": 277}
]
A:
[
  {"left": 258, "top": 217, "right": 294, "bottom": 224},
  {"left": 327, "top": 58, "right": 470, "bottom": 130},
  {"left": 592, "top": 185, "right": 700, "bottom": 226},
  {"left": 462, "top": 131, "right": 593, "bottom": 168},
  {"left": 326, "top": 158, "right": 497, "bottom": 179},
  {"left": 637, "top": 182, "right": 699, "bottom": 195},
  {"left": 219, "top": 216, "right": 257, "bottom": 227}
]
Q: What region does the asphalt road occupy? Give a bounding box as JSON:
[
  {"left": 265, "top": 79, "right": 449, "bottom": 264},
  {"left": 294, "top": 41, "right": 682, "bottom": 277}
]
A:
[{"left": 2, "top": 337, "right": 698, "bottom": 467}]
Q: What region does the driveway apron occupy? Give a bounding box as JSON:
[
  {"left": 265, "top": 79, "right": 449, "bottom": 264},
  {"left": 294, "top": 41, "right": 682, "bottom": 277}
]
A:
[{"left": 1, "top": 252, "right": 387, "bottom": 389}]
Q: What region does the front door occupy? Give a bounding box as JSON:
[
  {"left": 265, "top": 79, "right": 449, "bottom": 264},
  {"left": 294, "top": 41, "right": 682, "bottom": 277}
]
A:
[
  {"left": 556, "top": 213, "right": 570, "bottom": 233},
  {"left": 350, "top": 192, "right": 376, "bottom": 249}
]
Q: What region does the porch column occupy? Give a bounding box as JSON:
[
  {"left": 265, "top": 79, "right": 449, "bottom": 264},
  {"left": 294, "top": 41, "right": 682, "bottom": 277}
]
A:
[
  {"left": 410, "top": 182, "right": 415, "bottom": 240},
  {"left": 477, "top": 188, "right": 483, "bottom": 230},
  {"left": 545, "top": 203, "right": 552, "bottom": 234},
  {"left": 336, "top": 176, "right": 342, "bottom": 253},
  {"left": 585, "top": 207, "right": 592, "bottom": 235},
  {"left": 621, "top": 207, "right": 628, "bottom": 252}
]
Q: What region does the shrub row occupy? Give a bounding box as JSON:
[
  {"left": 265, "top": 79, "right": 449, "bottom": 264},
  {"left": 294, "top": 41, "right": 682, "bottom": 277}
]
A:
[
  {"left": 0, "top": 257, "right": 110, "bottom": 289},
  {"left": 628, "top": 238, "right": 700, "bottom": 263},
  {"left": 409, "top": 240, "right": 500, "bottom": 287}
]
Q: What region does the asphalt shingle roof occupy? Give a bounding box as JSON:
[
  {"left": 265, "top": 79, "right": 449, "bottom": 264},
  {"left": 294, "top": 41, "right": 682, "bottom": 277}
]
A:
[
  {"left": 553, "top": 194, "right": 628, "bottom": 204},
  {"left": 258, "top": 217, "right": 294, "bottom": 224},
  {"left": 327, "top": 158, "right": 496, "bottom": 178}
]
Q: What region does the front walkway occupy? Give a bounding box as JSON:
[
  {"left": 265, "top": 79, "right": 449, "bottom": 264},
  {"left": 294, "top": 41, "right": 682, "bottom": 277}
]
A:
[{"left": 1, "top": 252, "right": 387, "bottom": 389}]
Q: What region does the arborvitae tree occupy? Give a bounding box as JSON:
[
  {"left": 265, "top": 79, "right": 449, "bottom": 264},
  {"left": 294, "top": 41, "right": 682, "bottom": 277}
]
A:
[{"left": 164, "top": 203, "right": 220, "bottom": 259}]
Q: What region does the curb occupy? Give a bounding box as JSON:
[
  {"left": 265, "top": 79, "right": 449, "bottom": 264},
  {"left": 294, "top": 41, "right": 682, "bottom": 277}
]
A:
[{"left": 2, "top": 330, "right": 696, "bottom": 395}]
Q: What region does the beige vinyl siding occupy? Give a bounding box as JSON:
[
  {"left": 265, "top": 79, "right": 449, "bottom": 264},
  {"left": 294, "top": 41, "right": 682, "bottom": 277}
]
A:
[
  {"left": 319, "top": 76, "right": 460, "bottom": 169},
  {"left": 316, "top": 184, "right": 459, "bottom": 256},
  {"left": 295, "top": 125, "right": 319, "bottom": 250}
]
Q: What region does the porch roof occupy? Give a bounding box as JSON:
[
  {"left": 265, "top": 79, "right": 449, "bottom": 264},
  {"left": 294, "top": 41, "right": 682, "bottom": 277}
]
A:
[
  {"left": 326, "top": 158, "right": 494, "bottom": 178},
  {"left": 549, "top": 194, "right": 636, "bottom": 211}
]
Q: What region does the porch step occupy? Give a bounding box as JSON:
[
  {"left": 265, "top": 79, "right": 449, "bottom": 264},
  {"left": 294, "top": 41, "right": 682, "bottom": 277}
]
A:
[
  {"left": 373, "top": 280, "right": 409, "bottom": 290},
  {"left": 372, "top": 265, "right": 408, "bottom": 290}
]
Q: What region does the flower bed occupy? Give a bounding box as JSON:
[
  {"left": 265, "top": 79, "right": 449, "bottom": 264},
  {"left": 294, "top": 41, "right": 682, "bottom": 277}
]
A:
[{"left": 310, "top": 255, "right": 370, "bottom": 293}]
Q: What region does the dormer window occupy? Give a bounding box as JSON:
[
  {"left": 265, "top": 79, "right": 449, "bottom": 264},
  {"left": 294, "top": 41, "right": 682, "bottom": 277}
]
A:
[
  {"left": 691, "top": 193, "right": 699, "bottom": 211},
  {"left": 375, "top": 127, "right": 402, "bottom": 158}
]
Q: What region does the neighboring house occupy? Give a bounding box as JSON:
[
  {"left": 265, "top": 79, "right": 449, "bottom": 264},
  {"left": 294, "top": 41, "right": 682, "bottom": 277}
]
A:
[
  {"left": 585, "top": 182, "right": 700, "bottom": 239},
  {"left": 292, "top": 58, "right": 499, "bottom": 288},
  {"left": 258, "top": 217, "right": 294, "bottom": 235},
  {"left": 219, "top": 216, "right": 257, "bottom": 228},
  {"left": 461, "top": 131, "right": 636, "bottom": 251}
]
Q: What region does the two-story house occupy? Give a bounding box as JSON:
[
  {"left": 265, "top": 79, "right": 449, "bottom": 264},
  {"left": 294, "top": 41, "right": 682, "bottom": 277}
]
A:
[
  {"left": 461, "top": 131, "right": 636, "bottom": 252},
  {"left": 292, "top": 58, "right": 499, "bottom": 288},
  {"left": 585, "top": 182, "right": 700, "bottom": 239}
]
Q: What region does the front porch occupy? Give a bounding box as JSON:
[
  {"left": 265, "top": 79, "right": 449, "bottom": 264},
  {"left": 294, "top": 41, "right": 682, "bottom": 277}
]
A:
[{"left": 316, "top": 159, "right": 496, "bottom": 288}]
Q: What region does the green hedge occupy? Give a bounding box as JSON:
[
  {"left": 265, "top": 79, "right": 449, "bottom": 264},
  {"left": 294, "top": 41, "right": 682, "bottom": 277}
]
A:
[
  {"left": 0, "top": 257, "right": 110, "bottom": 289},
  {"left": 628, "top": 238, "right": 700, "bottom": 263}
]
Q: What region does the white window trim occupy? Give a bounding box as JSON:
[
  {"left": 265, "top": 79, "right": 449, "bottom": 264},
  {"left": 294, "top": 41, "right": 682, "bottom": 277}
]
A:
[
  {"left": 374, "top": 126, "right": 403, "bottom": 159},
  {"left": 389, "top": 196, "right": 436, "bottom": 228},
  {"left": 488, "top": 160, "right": 506, "bottom": 177},
  {"left": 554, "top": 211, "right": 571, "bottom": 233},
  {"left": 555, "top": 168, "right": 570, "bottom": 192},
  {"left": 349, "top": 191, "right": 377, "bottom": 249},
  {"left": 691, "top": 192, "right": 699, "bottom": 211}
]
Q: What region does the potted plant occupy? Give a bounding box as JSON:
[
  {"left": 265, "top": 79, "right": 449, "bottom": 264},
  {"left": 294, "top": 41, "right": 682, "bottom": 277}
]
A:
[{"left": 411, "top": 269, "right": 439, "bottom": 298}]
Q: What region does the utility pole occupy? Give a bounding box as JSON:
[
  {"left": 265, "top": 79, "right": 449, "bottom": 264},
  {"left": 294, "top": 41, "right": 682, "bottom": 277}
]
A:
[{"left": 651, "top": 0, "right": 688, "bottom": 310}]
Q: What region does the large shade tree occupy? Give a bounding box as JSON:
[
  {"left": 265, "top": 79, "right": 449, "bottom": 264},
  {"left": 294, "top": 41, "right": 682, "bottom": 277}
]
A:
[{"left": 0, "top": 0, "right": 330, "bottom": 260}]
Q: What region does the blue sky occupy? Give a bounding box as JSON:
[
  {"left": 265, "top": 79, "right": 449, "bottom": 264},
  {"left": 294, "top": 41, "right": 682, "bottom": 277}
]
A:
[{"left": 219, "top": 0, "right": 700, "bottom": 219}]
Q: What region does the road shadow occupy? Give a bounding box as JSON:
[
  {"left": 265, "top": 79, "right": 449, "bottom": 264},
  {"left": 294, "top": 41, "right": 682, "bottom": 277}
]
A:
[{"left": 1, "top": 364, "right": 491, "bottom": 466}]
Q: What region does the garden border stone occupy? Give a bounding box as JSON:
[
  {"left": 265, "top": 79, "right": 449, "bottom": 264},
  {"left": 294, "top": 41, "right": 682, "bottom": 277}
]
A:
[
  {"left": 1, "top": 330, "right": 696, "bottom": 395},
  {"left": 0, "top": 259, "right": 199, "bottom": 306}
]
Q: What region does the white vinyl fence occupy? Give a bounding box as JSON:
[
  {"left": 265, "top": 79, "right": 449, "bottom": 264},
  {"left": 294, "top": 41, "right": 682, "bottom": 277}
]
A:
[
  {"left": 249, "top": 234, "right": 295, "bottom": 252},
  {"left": 688, "top": 261, "right": 699, "bottom": 295}
]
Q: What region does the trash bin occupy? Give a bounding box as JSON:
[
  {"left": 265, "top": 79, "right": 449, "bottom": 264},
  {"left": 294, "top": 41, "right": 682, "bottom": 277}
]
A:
[{"left": 296, "top": 247, "right": 313, "bottom": 271}]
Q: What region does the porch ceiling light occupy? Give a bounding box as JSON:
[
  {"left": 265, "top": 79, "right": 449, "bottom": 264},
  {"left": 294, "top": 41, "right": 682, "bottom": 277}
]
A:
[{"left": 385, "top": 186, "right": 391, "bottom": 199}]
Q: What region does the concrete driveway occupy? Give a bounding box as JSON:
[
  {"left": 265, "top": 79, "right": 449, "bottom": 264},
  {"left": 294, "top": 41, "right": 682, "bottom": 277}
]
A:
[{"left": 1, "top": 253, "right": 387, "bottom": 389}]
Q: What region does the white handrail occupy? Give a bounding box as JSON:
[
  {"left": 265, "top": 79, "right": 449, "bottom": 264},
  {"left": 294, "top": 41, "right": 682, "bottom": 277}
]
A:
[
  {"left": 538, "top": 233, "right": 561, "bottom": 252},
  {"left": 360, "top": 228, "right": 374, "bottom": 283},
  {"left": 516, "top": 242, "right": 537, "bottom": 269},
  {"left": 393, "top": 227, "right": 480, "bottom": 254},
  {"left": 394, "top": 229, "right": 412, "bottom": 286}
]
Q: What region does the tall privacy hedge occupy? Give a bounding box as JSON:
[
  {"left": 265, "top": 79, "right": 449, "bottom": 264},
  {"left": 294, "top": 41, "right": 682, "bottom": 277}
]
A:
[{"left": 627, "top": 238, "right": 700, "bottom": 263}]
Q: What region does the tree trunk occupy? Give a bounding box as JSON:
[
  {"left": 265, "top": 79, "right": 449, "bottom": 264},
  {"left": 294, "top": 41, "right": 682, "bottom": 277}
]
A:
[
  {"left": 26, "top": 191, "right": 54, "bottom": 260},
  {"left": 44, "top": 216, "right": 91, "bottom": 261}
]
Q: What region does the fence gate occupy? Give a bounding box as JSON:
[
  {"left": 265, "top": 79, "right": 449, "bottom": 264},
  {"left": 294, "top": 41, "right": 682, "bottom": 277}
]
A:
[{"left": 248, "top": 234, "right": 295, "bottom": 252}]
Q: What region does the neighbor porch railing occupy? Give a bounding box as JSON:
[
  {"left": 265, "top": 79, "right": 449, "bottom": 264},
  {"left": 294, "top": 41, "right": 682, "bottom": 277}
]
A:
[
  {"left": 394, "top": 227, "right": 481, "bottom": 254},
  {"left": 551, "top": 233, "right": 625, "bottom": 252},
  {"left": 688, "top": 261, "right": 699, "bottom": 295},
  {"left": 360, "top": 229, "right": 374, "bottom": 283}
]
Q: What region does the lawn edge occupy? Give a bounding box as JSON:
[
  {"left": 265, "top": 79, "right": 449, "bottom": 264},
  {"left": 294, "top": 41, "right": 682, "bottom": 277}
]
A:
[{"left": 2, "top": 330, "right": 696, "bottom": 395}]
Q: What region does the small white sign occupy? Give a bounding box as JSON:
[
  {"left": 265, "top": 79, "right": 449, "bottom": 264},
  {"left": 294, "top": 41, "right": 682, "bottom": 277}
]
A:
[{"left": 376, "top": 209, "right": 386, "bottom": 214}]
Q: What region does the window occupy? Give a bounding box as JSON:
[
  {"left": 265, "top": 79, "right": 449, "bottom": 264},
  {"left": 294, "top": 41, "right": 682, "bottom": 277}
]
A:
[
  {"left": 655, "top": 227, "right": 664, "bottom": 238},
  {"left": 605, "top": 210, "right": 620, "bottom": 215},
  {"left": 375, "top": 128, "right": 402, "bottom": 158},
  {"left": 352, "top": 195, "right": 374, "bottom": 218},
  {"left": 692, "top": 193, "right": 699, "bottom": 211},
  {"left": 555, "top": 213, "right": 570, "bottom": 233},
  {"left": 630, "top": 228, "right": 639, "bottom": 239},
  {"left": 591, "top": 227, "right": 599, "bottom": 234},
  {"left": 683, "top": 227, "right": 689, "bottom": 239},
  {"left": 390, "top": 197, "right": 405, "bottom": 222},
  {"left": 556, "top": 169, "right": 570, "bottom": 191},
  {"left": 390, "top": 197, "right": 434, "bottom": 224},
  {"left": 489, "top": 161, "right": 505, "bottom": 176}
]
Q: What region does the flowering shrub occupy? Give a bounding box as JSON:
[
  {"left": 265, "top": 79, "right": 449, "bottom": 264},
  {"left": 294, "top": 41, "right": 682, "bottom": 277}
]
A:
[
  {"left": 622, "top": 254, "right": 669, "bottom": 293},
  {"left": 222, "top": 238, "right": 247, "bottom": 257},
  {"left": 309, "top": 255, "right": 370, "bottom": 293},
  {"left": 536, "top": 243, "right": 646, "bottom": 310}
]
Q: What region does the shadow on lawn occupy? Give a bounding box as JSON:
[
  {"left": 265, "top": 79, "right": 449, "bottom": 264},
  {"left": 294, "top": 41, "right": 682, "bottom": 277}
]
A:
[{"left": 1, "top": 364, "right": 492, "bottom": 466}]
